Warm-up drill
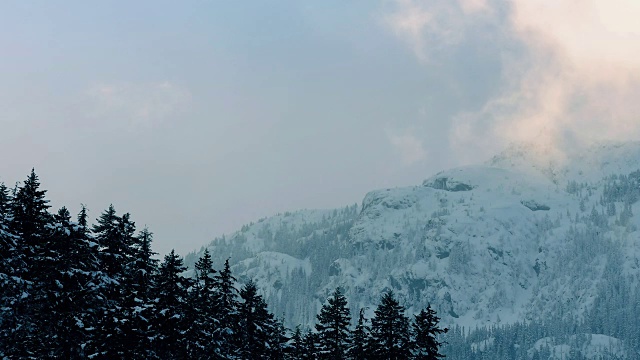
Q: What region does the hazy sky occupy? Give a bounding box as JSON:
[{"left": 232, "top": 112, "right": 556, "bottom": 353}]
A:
[{"left": 2, "top": 1, "right": 639, "bottom": 256}]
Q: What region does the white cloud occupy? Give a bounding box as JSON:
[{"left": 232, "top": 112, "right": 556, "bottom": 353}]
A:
[
  {"left": 387, "top": 130, "right": 427, "bottom": 165},
  {"left": 85, "top": 81, "right": 191, "bottom": 130},
  {"left": 384, "top": 0, "right": 491, "bottom": 61},
  {"left": 385, "top": 0, "right": 640, "bottom": 163}
]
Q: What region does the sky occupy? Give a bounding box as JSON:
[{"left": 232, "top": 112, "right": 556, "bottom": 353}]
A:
[{"left": 2, "top": 1, "right": 639, "bottom": 256}]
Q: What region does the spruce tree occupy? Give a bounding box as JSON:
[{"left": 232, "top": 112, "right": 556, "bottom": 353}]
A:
[
  {"left": 238, "top": 280, "right": 277, "bottom": 359},
  {"left": 301, "top": 330, "right": 320, "bottom": 360},
  {"left": 412, "top": 304, "right": 448, "bottom": 359},
  {"left": 91, "top": 206, "right": 138, "bottom": 358},
  {"left": 369, "top": 291, "right": 412, "bottom": 360},
  {"left": 213, "top": 258, "right": 239, "bottom": 358},
  {"left": 8, "top": 170, "right": 54, "bottom": 358},
  {"left": 47, "top": 207, "right": 87, "bottom": 358},
  {"left": 268, "top": 317, "right": 290, "bottom": 360},
  {"left": 315, "top": 287, "right": 351, "bottom": 359},
  {"left": 129, "top": 227, "right": 159, "bottom": 358},
  {"left": 288, "top": 325, "right": 306, "bottom": 359},
  {"left": 153, "top": 249, "right": 192, "bottom": 359},
  {"left": 70, "top": 205, "right": 105, "bottom": 357},
  {"left": 188, "top": 248, "right": 218, "bottom": 359},
  {"left": 0, "top": 182, "right": 19, "bottom": 358},
  {"left": 348, "top": 308, "right": 371, "bottom": 360}
]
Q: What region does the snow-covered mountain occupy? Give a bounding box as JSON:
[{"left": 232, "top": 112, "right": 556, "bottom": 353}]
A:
[{"left": 185, "top": 141, "right": 640, "bottom": 358}]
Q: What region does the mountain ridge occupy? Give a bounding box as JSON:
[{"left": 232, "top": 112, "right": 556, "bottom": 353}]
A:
[{"left": 185, "top": 141, "right": 640, "bottom": 357}]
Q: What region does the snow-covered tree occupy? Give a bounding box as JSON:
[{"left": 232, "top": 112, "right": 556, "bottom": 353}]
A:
[
  {"left": 315, "top": 287, "right": 351, "bottom": 359},
  {"left": 369, "top": 291, "right": 411, "bottom": 359}
]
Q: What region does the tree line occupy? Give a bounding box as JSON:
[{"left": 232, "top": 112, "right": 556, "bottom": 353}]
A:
[{"left": 0, "top": 170, "right": 446, "bottom": 359}]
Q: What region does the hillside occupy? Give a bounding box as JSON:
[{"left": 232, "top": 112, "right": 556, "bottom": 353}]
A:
[{"left": 185, "top": 141, "right": 640, "bottom": 358}]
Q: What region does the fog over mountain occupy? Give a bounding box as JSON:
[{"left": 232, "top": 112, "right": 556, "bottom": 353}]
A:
[{"left": 186, "top": 141, "right": 640, "bottom": 358}]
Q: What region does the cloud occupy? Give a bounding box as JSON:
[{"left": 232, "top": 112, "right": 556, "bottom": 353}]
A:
[
  {"left": 85, "top": 81, "right": 191, "bottom": 130},
  {"left": 387, "top": 130, "right": 427, "bottom": 165},
  {"left": 384, "top": 0, "right": 491, "bottom": 61},
  {"left": 385, "top": 0, "right": 640, "bottom": 163}
]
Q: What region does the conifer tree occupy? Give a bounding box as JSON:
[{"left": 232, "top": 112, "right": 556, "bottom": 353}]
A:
[
  {"left": 369, "top": 291, "right": 412, "bottom": 360},
  {"left": 348, "top": 308, "right": 371, "bottom": 360},
  {"left": 47, "top": 207, "right": 89, "bottom": 358},
  {"left": 268, "top": 317, "right": 290, "bottom": 360},
  {"left": 301, "top": 330, "right": 320, "bottom": 360},
  {"left": 93, "top": 205, "right": 121, "bottom": 280},
  {"left": 315, "top": 287, "right": 351, "bottom": 359},
  {"left": 0, "top": 182, "right": 19, "bottom": 357},
  {"left": 188, "top": 248, "right": 218, "bottom": 358},
  {"left": 412, "top": 304, "right": 448, "bottom": 359},
  {"left": 70, "top": 205, "right": 105, "bottom": 357},
  {"left": 288, "top": 325, "right": 306, "bottom": 360},
  {"left": 153, "top": 249, "right": 192, "bottom": 359},
  {"left": 8, "top": 170, "right": 54, "bottom": 357},
  {"left": 129, "top": 227, "right": 159, "bottom": 358},
  {"left": 91, "top": 206, "right": 138, "bottom": 358},
  {"left": 214, "top": 258, "right": 239, "bottom": 358},
  {"left": 238, "top": 280, "right": 277, "bottom": 359}
]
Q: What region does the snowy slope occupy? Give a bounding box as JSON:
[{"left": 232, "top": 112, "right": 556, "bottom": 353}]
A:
[
  {"left": 187, "top": 141, "right": 640, "bottom": 342},
  {"left": 528, "top": 334, "right": 626, "bottom": 360},
  {"left": 184, "top": 206, "right": 359, "bottom": 325}
]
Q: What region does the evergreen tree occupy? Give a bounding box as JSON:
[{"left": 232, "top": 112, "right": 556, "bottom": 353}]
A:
[
  {"left": 238, "top": 280, "right": 276, "bottom": 359},
  {"left": 188, "top": 248, "right": 218, "bottom": 359},
  {"left": 315, "top": 287, "right": 351, "bottom": 359},
  {"left": 288, "top": 325, "right": 306, "bottom": 360},
  {"left": 153, "top": 250, "right": 192, "bottom": 359},
  {"left": 0, "top": 182, "right": 19, "bottom": 358},
  {"left": 128, "top": 227, "right": 159, "bottom": 358},
  {"left": 0, "top": 182, "right": 10, "bottom": 220},
  {"left": 8, "top": 170, "right": 54, "bottom": 358},
  {"left": 369, "top": 291, "right": 412, "bottom": 360},
  {"left": 268, "top": 317, "right": 289, "bottom": 360},
  {"left": 69, "top": 205, "right": 105, "bottom": 357},
  {"left": 214, "top": 258, "right": 239, "bottom": 358},
  {"left": 301, "top": 330, "right": 320, "bottom": 360},
  {"left": 412, "top": 304, "right": 448, "bottom": 359},
  {"left": 92, "top": 205, "right": 121, "bottom": 279},
  {"left": 46, "top": 207, "right": 94, "bottom": 358},
  {"left": 348, "top": 308, "right": 371, "bottom": 360},
  {"left": 91, "top": 206, "right": 138, "bottom": 358}
]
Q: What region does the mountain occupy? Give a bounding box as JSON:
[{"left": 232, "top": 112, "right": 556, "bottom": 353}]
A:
[{"left": 185, "top": 141, "right": 640, "bottom": 358}]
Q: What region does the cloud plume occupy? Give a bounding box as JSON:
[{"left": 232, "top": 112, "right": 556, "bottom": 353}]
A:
[
  {"left": 386, "top": 0, "right": 640, "bottom": 162},
  {"left": 387, "top": 130, "right": 427, "bottom": 165},
  {"left": 85, "top": 81, "right": 191, "bottom": 130}
]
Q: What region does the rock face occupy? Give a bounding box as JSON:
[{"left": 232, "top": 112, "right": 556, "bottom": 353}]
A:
[{"left": 185, "top": 142, "right": 640, "bottom": 335}]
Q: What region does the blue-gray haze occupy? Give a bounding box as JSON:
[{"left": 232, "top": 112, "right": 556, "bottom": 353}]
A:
[{"left": 2, "top": 0, "right": 638, "bottom": 255}]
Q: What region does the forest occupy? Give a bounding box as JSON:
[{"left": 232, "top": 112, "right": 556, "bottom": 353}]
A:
[
  {"left": 3, "top": 170, "right": 639, "bottom": 359},
  {"left": 0, "top": 170, "right": 446, "bottom": 359}
]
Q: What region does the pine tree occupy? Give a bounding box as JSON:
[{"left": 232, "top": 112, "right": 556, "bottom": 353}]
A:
[
  {"left": 8, "top": 170, "right": 54, "bottom": 358},
  {"left": 0, "top": 182, "right": 19, "bottom": 358},
  {"left": 288, "top": 325, "right": 306, "bottom": 360},
  {"left": 369, "top": 291, "right": 412, "bottom": 360},
  {"left": 70, "top": 205, "right": 105, "bottom": 357},
  {"left": 301, "top": 330, "right": 320, "bottom": 360},
  {"left": 214, "top": 258, "right": 239, "bottom": 358},
  {"left": 412, "top": 304, "right": 448, "bottom": 359},
  {"left": 91, "top": 206, "right": 138, "bottom": 358},
  {"left": 128, "top": 227, "right": 159, "bottom": 358},
  {"left": 47, "top": 207, "right": 85, "bottom": 357},
  {"left": 238, "top": 280, "right": 276, "bottom": 359},
  {"left": 348, "top": 308, "right": 371, "bottom": 360},
  {"left": 268, "top": 317, "right": 290, "bottom": 360},
  {"left": 93, "top": 205, "right": 121, "bottom": 280},
  {"left": 315, "top": 287, "right": 351, "bottom": 359},
  {"left": 152, "top": 250, "right": 192, "bottom": 359},
  {"left": 188, "top": 248, "right": 218, "bottom": 359}
]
